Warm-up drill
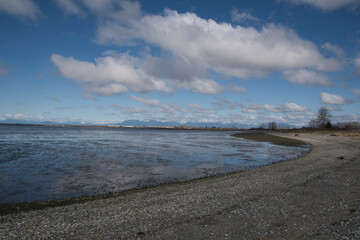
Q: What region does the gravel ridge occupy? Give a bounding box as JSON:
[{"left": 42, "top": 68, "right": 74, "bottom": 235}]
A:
[{"left": 0, "top": 133, "right": 359, "bottom": 239}]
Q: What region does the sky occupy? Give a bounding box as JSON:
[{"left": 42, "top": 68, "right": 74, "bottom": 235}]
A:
[{"left": 0, "top": 0, "right": 360, "bottom": 126}]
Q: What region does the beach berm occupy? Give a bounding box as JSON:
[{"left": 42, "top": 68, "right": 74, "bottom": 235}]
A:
[{"left": 0, "top": 132, "right": 359, "bottom": 239}]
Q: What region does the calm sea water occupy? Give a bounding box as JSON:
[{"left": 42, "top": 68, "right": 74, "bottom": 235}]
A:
[{"left": 0, "top": 125, "right": 310, "bottom": 204}]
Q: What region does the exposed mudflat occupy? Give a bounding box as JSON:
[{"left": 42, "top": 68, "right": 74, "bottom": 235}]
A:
[
  {"left": 232, "top": 132, "right": 308, "bottom": 146},
  {"left": 0, "top": 132, "right": 359, "bottom": 239}
]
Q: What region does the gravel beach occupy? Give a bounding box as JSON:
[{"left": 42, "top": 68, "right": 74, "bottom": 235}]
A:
[{"left": 1, "top": 132, "right": 359, "bottom": 239}]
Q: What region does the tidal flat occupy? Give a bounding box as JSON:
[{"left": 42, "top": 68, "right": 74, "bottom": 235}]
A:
[
  {"left": 0, "top": 125, "right": 310, "bottom": 205},
  {"left": 1, "top": 132, "right": 359, "bottom": 239}
]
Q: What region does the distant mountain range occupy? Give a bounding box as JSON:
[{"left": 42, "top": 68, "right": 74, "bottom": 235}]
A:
[
  {"left": 116, "top": 120, "right": 253, "bottom": 129},
  {"left": 0, "top": 119, "right": 297, "bottom": 129},
  {"left": 0, "top": 119, "right": 85, "bottom": 126}
]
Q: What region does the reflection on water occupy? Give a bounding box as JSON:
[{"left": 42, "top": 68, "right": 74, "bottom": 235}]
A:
[{"left": 0, "top": 125, "right": 310, "bottom": 203}]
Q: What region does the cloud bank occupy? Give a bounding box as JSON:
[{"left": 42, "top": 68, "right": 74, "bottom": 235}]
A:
[{"left": 50, "top": 1, "right": 343, "bottom": 96}]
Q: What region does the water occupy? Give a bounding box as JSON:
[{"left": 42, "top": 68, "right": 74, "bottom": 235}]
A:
[{"left": 0, "top": 125, "right": 311, "bottom": 204}]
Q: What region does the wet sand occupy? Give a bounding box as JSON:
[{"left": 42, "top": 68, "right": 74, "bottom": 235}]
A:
[
  {"left": 232, "top": 132, "right": 308, "bottom": 146},
  {"left": 0, "top": 132, "right": 359, "bottom": 239}
]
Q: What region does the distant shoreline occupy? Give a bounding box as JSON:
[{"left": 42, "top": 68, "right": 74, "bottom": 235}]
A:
[
  {"left": 0, "top": 123, "right": 245, "bottom": 131},
  {"left": 2, "top": 123, "right": 360, "bottom": 135},
  {"left": 232, "top": 132, "right": 309, "bottom": 147}
]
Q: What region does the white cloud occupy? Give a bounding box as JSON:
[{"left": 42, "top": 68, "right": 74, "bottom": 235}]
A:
[
  {"left": 0, "top": 113, "right": 98, "bottom": 125},
  {"left": 113, "top": 96, "right": 311, "bottom": 126},
  {"left": 185, "top": 103, "right": 216, "bottom": 114},
  {"left": 282, "top": 69, "right": 332, "bottom": 86},
  {"left": 286, "top": 0, "right": 358, "bottom": 11},
  {"left": 352, "top": 89, "right": 360, "bottom": 98},
  {"left": 51, "top": 53, "right": 172, "bottom": 95},
  {"left": 130, "top": 96, "right": 180, "bottom": 115},
  {"left": 279, "top": 102, "right": 309, "bottom": 112},
  {"left": 322, "top": 43, "right": 345, "bottom": 59},
  {"left": 51, "top": 52, "right": 222, "bottom": 95},
  {"left": 0, "top": 61, "right": 8, "bottom": 76},
  {"left": 180, "top": 78, "right": 222, "bottom": 95},
  {"left": 0, "top": 0, "right": 42, "bottom": 21},
  {"left": 242, "top": 102, "right": 308, "bottom": 113},
  {"left": 95, "top": 8, "right": 342, "bottom": 75},
  {"left": 52, "top": 1, "right": 344, "bottom": 96},
  {"left": 332, "top": 113, "right": 360, "bottom": 123},
  {"left": 55, "top": 0, "right": 84, "bottom": 16},
  {"left": 231, "top": 9, "right": 259, "bottom": 23},
  {"left": 131, "top": 95, "right": 161, "bottom": 107},
  {"left": 320, "top": 92, "right": 347, "bottom": 105}
]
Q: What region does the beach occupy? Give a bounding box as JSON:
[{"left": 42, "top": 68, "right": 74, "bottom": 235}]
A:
[{"left": 0, "top": 132, "right": 359, "bottom": 239}]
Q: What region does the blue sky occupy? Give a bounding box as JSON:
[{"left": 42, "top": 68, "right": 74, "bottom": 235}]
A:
[{"left": 0, "top": 0, "right": 360, "bottom": 126}]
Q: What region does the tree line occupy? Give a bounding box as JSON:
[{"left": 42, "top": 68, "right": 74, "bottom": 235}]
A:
[
  {"left": 308, "top": 107, "right": 360, "bottom": 129},
  {"left": 257, "top": 107, "right": 359, "bottom": 130}
]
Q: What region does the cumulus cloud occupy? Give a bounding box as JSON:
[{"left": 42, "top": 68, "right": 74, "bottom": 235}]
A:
[
  {"left": 52, "top": 1, "right": 343, "bottom": 96},
  {"left": 286, "top": 0, "right": 359, "bottom": 11},
  {"left": 51, "top": 53, "right": 173, "bottom": 95},
  {"left": 0, "top": 61, "right": 8, "bottom": 77},
  {"left": 55, "top": 0, "right": 84, "bottom": 16},
  {"left": 282, "top": 69, "right": 332, "bottom": 86},
  {"left": 0, "top": 0, "right": 42, "bottom": 21},
  {"left": 320, "top": 92, "right": 347, "bottom": 105},
  {"left": 51, "top": 52, "right": 222, "bottom": 95},
  {"left": 97, "top": 9, "right": 341, "bottom": 74}
]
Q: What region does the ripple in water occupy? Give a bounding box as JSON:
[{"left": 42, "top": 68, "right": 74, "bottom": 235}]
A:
[{"left": 0, "top": 125, "right": 311, "bottom": 203}]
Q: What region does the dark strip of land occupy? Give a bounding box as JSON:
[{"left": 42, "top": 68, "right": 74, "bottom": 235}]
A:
[{"left": 232, "top": 132, "right": 308, "bottom": 147}]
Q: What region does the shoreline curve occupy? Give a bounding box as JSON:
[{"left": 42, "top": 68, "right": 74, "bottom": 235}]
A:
[
  {"left": 1, "top": 132, "right": 359, "bottom": 239},
  {"left": 0, "top": 132, "right": 311, "bottom": 215}
]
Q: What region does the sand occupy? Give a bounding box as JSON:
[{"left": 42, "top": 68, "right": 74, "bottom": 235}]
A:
[{"left": 0, "top": 132, "right": 359, "bottom": 239}]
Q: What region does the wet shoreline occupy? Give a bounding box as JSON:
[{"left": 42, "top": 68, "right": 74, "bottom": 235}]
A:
[
  {"left": 0, "top": 127, "right": 310, "bottom": 205},
  {"left": 0, "top": 132, "right": 311, "bottom": 215},
  {"left": 1, "top": 132, "right": 359, "bottom": 239},
  {"left": 231, "top": 132, "right": 309, "bottom": 147}
]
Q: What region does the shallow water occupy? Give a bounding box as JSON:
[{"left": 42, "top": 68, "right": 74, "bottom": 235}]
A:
[{"left": 0, "top": 125, "right": 311, "bottom": 204}]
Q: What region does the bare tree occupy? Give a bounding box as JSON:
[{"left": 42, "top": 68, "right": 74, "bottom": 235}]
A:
[
  {"left": 317, "top": 107, "right": 332, "bottom": 128},
  {"left": 268, "top": 121, "right": 277, "bottom": 130},
  {"left": 308, "top": 119, "right": 318, "bottom": 128}
]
